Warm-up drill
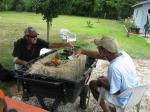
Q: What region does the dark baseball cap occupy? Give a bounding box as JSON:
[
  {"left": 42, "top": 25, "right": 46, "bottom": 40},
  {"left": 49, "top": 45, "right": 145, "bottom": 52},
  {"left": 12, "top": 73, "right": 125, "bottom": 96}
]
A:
[{"left": 24, "top": 27, "right": 39, "bottom": 37}]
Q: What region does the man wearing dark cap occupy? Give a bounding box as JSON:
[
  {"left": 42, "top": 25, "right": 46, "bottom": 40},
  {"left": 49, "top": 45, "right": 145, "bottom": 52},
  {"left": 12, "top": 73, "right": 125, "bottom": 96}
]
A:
[
  {"left": 76, "top": 36, "right": 139, "bottom": 112},
  {"left": 13, "top": 26, "right": 73, "bottom": 70}
]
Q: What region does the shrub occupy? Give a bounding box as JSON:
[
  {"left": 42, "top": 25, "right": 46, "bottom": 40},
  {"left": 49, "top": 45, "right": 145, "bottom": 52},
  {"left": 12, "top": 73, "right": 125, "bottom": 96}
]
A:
[
  {"left": 86, "top": 20, "right": 93, "bottom": 28},
  {"left": 124, "top": 17, "right": 139, "bottom": 32}
]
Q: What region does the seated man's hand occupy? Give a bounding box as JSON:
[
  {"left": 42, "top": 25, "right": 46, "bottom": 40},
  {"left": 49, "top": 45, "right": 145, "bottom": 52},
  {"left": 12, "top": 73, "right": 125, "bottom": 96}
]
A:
[
  {"left": 75, "top": 48, "right": 83, "bottom": 57},
  {"left": 97, "top": 76, "right": 110, "bottom": 90},
  {"left": 22, "top": 61, "right": 28, "bottom": 65}
]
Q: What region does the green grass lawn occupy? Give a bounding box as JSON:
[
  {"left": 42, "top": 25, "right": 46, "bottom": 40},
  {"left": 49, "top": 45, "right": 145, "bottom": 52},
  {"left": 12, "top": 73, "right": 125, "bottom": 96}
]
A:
[
  {"left": 0, "top": 11, "right": 150, "bottom": 70},
  {"left": 0, "top": 11, "right": 150, "bottom": 95}
]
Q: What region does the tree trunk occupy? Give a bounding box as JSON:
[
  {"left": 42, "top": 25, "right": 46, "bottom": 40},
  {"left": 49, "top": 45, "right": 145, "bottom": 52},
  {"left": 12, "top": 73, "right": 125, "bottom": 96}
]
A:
[
  {"left": 104, "top": 12, "right": 107, "bottom": 19},
  {"left": 145, "top": 30, "right": 147, "bottom": 37},
  {"left": 46, "top": 21, "right": 51, "bottom": 42},
  {"left": 5, "top": 0, "right": 8, "bottom": 11},
  {"left": 97, "top": 16, "right": 100, "bottom": 23}
]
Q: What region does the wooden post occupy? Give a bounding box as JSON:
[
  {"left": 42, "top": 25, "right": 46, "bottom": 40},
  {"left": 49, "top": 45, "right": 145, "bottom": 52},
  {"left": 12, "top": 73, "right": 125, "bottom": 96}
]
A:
[{"left": 124, "top": 25, "right": 130, "bottom": 37}]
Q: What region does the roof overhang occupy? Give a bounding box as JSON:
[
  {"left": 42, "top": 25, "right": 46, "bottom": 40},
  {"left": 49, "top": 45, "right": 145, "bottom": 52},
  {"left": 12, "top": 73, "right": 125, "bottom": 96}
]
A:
[{"left": 132, "top": 0, "right": 150, "bottom": 8}]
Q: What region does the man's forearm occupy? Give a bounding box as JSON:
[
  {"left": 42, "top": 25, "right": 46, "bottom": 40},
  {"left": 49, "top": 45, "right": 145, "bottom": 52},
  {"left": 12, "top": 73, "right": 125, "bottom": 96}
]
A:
[
  {"left": 48, "top": 43, "right": 71, "bottom": 48},
  {"left": 49, "top": 43, "right": 65, "bottom": 48},
  {"left": 81, "top": 49, "right": 101, "bottom": 59},
  {"left": 15, "top": 58, "right": 27, "bottom": 65}
]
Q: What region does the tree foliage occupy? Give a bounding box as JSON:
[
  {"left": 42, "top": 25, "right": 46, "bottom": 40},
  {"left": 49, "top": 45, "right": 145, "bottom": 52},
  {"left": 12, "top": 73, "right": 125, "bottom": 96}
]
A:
[
  {"left": 33, "top": 0, "right": 72, "bottom": 22},
  {"left": 32, "top": 0, "right": 73, "bottom": 41},
  {"left": 22, "top": 0, "right": 33, "bottom": 11},
  {"left": 94, "top": 0, "right": 118, "bottom": 19},
  {"left": 0, "top": 0, "right": 145, "bottom": 19},
  {"left": 0, "top": 0, "right": 14, "bottom": 11},
  {"left": 71, "top": 0, "right": 95, "bottom": 16},
  {"left": 71, "top": 0, "right": 143, "bottom": 19},
  {"left": 117, "top": 0, "right": 138, "bottom": 18}
]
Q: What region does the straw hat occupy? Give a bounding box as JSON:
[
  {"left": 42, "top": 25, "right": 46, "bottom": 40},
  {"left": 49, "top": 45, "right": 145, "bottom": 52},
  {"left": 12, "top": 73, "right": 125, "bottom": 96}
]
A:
[{"left": 94, "top": 36, "right": 119, "bottom": 53}]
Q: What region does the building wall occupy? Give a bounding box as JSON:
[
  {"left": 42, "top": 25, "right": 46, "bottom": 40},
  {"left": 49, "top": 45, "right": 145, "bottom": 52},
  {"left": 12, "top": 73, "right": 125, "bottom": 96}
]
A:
[{"left": 133, "top": 3, "right": 150, "bottom": 33}]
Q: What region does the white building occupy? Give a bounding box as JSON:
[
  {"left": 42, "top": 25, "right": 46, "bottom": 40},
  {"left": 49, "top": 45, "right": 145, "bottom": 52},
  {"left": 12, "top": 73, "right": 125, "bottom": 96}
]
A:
[{"left": 132, "top": 0, "right": 150, "bottom": 33}]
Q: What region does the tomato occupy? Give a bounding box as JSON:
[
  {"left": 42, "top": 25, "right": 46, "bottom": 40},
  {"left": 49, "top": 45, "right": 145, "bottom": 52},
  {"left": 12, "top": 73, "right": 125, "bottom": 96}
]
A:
[{"left": 51, "top": 58, "right": 61, "bottom": 65}]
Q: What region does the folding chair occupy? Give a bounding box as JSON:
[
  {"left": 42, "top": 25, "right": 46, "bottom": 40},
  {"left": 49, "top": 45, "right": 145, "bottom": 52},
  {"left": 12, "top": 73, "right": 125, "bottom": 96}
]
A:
[
  {"left": 60, "top": 28, "right": 76, "bottom": 42},
  {"left": 95, "top": 85, "right": 150, "bottom": 112}
]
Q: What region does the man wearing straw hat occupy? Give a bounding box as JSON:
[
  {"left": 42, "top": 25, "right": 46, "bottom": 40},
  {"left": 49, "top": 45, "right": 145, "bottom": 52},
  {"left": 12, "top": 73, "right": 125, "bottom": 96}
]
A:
[{"left": 76, "top": 36, "right": 139, "bottom": 112}]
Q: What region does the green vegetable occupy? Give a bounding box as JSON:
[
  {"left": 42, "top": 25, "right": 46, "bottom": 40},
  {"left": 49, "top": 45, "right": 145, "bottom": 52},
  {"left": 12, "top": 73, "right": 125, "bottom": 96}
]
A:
[{"left": 55, "top": 53, "right": 66, "bottom": 60}]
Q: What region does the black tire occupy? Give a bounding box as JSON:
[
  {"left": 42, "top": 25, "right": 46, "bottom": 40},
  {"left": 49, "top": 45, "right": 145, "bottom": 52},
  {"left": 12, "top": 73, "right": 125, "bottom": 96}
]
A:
[
  {"left": 80, "top": 85, "right": 90, "bottom": 109},
  {"left": 37, "top": 96, "right": 48, "bottom": 110},
  {"left": 22, "top": 90, "right": 29, "bottom": 101}
]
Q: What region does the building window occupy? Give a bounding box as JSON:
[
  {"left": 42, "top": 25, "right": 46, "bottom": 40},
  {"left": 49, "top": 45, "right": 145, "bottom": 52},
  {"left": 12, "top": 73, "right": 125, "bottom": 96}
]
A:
[{"left": 148, "top": 9, "right": 150, "bottom": 14}]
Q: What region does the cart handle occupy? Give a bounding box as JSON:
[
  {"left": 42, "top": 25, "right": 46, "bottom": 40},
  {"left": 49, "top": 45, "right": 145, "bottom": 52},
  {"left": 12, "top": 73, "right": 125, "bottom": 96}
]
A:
[
  {"left": 22, "top": 49, "right": 58, "bottom": 69},
  {"left": 16, "top": 76, "right": 64, "bottom": 86}
]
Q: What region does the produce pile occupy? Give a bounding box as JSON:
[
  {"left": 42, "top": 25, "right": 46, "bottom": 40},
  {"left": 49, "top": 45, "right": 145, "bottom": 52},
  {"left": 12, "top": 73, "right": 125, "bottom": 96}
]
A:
[{"left": 28, "top": 49, "right": 87, "bottom": 80}]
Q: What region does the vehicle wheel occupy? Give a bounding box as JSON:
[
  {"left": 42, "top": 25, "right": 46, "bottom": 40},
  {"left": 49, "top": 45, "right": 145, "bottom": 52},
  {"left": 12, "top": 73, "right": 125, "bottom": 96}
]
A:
[
  {"left": 80, "top": 85, "right": 90, "bottom": 109},
  {"left": 22, "top": 91, "right": 29, "bottom": 101},
  {"left": 37, "top": 96, "right": 50, "bottom": 111}
]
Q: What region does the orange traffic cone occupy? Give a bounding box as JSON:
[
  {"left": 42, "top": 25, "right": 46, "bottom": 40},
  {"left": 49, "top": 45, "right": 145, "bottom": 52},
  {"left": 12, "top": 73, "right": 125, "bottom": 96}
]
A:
[
  {"left": 0, "top": 90, "right": 8, "bottom": 112},
  {"left": 0, "top": 90, "right": 5, "bottom": 99}
]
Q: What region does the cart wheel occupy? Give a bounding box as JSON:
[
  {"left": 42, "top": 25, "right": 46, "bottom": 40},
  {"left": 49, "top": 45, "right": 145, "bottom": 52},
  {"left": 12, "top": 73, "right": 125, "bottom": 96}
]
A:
[
  {"left": 22, "top": 91, "right": 29, "bottom": 101},
  {"left": 37, "top": 96, "right": 49, "bottom": 110},
  {"left": 80, "top": 85, "right": 90, "bottom": 109}
]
